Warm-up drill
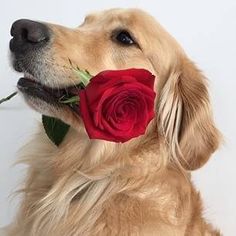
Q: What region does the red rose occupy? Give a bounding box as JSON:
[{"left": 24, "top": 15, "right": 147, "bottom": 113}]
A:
[{"left": 78, "top": 69, "right": 156, "bottom": 143}]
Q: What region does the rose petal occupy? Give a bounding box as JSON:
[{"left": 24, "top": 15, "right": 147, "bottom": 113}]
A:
[{"left": 94, "top": 69, "right": 155, "bottom": 88}]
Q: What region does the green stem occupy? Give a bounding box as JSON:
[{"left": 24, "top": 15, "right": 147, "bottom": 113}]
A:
[{"left": 0, "top": 92, "right": 18, "bottom": 105}]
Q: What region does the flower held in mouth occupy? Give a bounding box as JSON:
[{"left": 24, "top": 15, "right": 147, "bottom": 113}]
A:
[
  {"left": 1, "top": 67, "right": 156, "bottom": 145},
  {"left": 69, "top": 68, "right": 156, "bottom": 143}
]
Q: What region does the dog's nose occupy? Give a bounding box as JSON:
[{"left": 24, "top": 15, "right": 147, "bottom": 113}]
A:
[{"left": 10, "top": 19, "right": 50, "bottom": 54}]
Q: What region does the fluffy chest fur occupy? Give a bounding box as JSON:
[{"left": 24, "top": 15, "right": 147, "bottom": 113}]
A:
[{"left": 6, "top": 126, "right": 219, "bottom": 236}]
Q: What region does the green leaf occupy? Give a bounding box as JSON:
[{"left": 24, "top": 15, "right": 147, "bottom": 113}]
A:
[
  {"left": 42, "top": 115, "right": 70, "bottom": 146},
  {"left": 73, "top": 68, "right": 92, "bottom": 86},
  {"left": 68, "top": 58, "right": 92, "bottom": 87}
]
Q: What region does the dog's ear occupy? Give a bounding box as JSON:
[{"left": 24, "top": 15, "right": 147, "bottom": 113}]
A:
[{"left": 158, "top": 55, "right": 221, "bottom": 170}]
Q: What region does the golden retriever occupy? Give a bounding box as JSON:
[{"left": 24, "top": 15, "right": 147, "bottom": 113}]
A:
[{"left": 5, "top": 8, "right": 221, "bottom": 236}]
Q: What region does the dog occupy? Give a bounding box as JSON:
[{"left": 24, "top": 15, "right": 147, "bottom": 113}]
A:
[{"left": 5, "top": 8, "right": 221, "bottom": 235}]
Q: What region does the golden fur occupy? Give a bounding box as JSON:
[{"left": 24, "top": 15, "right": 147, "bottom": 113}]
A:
[{"left": 5, "top": 8, "right": 221, "bottom": 235}]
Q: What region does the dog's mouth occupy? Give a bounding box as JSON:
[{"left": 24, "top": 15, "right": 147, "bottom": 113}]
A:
[{"left": 17, "top": 74, "right": 81, "bottom": 110}]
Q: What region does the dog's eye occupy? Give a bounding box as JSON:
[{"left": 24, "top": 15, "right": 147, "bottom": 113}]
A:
[{"left": 115, "top": 30, "right": 135, "bottom": 45}]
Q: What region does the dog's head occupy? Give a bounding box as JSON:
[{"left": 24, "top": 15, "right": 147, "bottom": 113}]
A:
[{"left": 10, "top": 8, "right": 220, "bottom": 170}]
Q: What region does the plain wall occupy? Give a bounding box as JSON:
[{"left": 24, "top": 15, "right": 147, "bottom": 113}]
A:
[{"left": 0, "top": 0, "right": 236, "bottom": 235}]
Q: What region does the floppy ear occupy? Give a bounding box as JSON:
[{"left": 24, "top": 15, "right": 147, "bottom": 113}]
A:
[{"left": 158, "top": 56, "right": 221, "bottom": 170}]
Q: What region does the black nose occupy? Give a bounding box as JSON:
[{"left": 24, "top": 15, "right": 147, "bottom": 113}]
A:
[{"left": 10, "top": 19, "right": 50, "bottom": 54}]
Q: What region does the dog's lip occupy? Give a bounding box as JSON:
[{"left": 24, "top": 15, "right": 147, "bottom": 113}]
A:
[
  {"left": 17, "top": 77, "right": 63, "bottom": 104},
  {"left": 17, "top": 76, "right": 81, "bottom": 106}
]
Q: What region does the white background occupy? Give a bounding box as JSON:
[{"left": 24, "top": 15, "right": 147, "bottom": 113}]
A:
[{"left": 0, "top": 0, "right": 236, "bottom": 235}]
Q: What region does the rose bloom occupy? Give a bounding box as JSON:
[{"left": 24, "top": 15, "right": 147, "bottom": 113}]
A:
[{"left": 78, "top": 69, "right": 156, "bottom": 143}]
